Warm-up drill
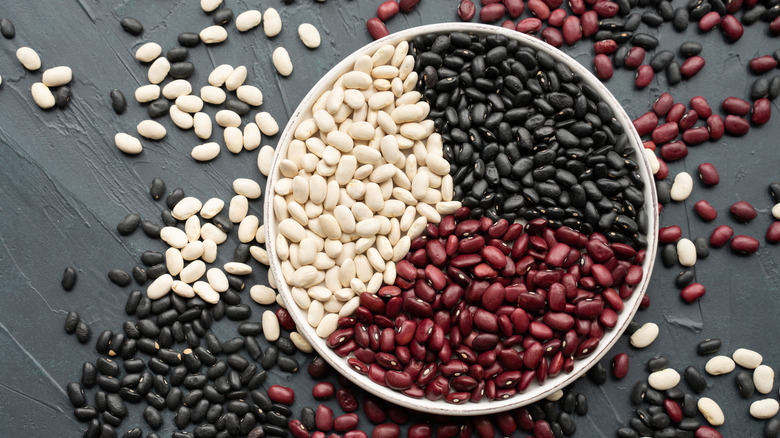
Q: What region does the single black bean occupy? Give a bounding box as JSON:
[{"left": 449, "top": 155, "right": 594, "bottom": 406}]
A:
[
  {"left": 166, "top": 188, "right": 186, "bottom": 209},
  {"left": 276, "top": 337, "right": 297, "bottom": 356},
  {"left": 277, "top": 356, "right": 299, "bottom": 373},
  {"left": 632, "top": 33, "right": 659, "bottom": 49},
  {"left": 684, "top": 366, "right": 707, "bottom": 393},
  {"left": 736, "top": 370, "right": 755, "bottom": 398},
  {"left": 697, "top": 338, "right": 721, "bottom": 355},
  {"left": 74, "top": 406, "right": 99, "bottom": 422},
  {"left": 62, "top": 266, "right": 78, "bottom": 291},
  {"left": 227, "top": 274, "right": 245, "bottom": 291},
  {"left": 0, "top": 18, "right": 15, "bottom": 39},
  {"left": 766, "top": 418, "right": 780, "bottom": 438},
  {"left": 108, "top": 269, "right": 131, "bottom": 287},
  {"left": 770, "top": 183, "right": 780, "bottom": 203},
  {"left": 213, "top": 8, "right": 234, "bottom": 25},
  {"left": 106, "top": 393, "right": 128, "bottom": 418},
  {"left": 631, "top": 381, "right": 648, "bottom": 405},
  {"left": 170, "top": 61, "right": 195, "bottom": 79},
  {"left": 140, "top": 220, "right": 161, "bottom": 238},
  {"left": 752, "top": 78, "right": 770, "bottom": 100},
  {"left": 226, "top": 304, "right": 251, "bottom": 320},
  {"left": 67, "top": 382, "right": 87, "bottom": 407},
  {"left": 119, "top": 17, "right": 143, "bottom": 35},
  {"left": 630, "top": 417, "right": 653, "bottom": 436},
  {"left": 97, "top": 358, "right": 120, "bottom": 377},
  {"left": 136, "top": 338, "right": 158, "bottom": 355},
  {"left": 84, "top": 419, "right": 101, "bottom": 438},
  {"left": 245, "top": 336, "right": 262, "bottom": 361},
  {"left": 131, "top": 266, "right": 147, "bottom": 285},
  {"left": 672, "top": 7, "right": 689, "bottom": 30},
  {"left": 178, "top": 32, "right": 200, "bottom": 47},
  {"left": 661, "top": 243, "right": 677, "bottom": 268},
  {"left": 682, "top": 393, "right": 698, "bottom": 417},
  {"left": 679, "top": 41, "right": 701, "bottom": 57},
  {"left": 675, "top": 270, "right": 695, "bottom": 288},
  {"left": 617, "top": 427, "right": 638, "bottom": 438},
  {"left": 693, "top": 237, "right": 709, "bottom": 259},
  {"left": 54, "top": 86, "right": 71, "bottom": 109},
  {"left": 647, "top": 356, "right": 669, "bottom": 372},
  {"left": 167, "top": 47, "right": 189, "bottom": 62},
  {"left": 147, "top": 98, "right": 170, "bottom": 118},
  {"left": 666, "top": 61, "right": 682, "bottom": 85},
  {"left": 260, "top": 345, "right": 279, "bottom": 370},
  {"left": 64, "top": 311, "right": 80, "bottom": 334}
]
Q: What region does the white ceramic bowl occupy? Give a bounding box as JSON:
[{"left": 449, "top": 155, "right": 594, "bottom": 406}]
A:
[{"left": 264, "top": 22, "right": 659, "bottom": 416}]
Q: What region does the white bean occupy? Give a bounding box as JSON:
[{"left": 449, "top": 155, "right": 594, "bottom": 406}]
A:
[
  {"left": 135, "top": 84, "right": 160, "bottom": 103},
  {"left": 208, "top": 64, "right": 234, "bottom": 87},
  {"left": 135, "top": 42, "right": 161, "bottom": 62},
  {"left": 163, "top": 80, "right": 192, "bottom": 99},
  {"left": 16, "top": 47, "right": 41, "bottom": 71},
  {"left": 298, "top": 23, "right": 320, "bottom": 48},
  {"left": 272, "top": 47, "right": 293, "bottom": 76},
  {"left": 193, "top": 112, "right": 213, "bottom": 140},
  {"left": 705, "top": 356, "right": 736, "bottom": 376},
  {"left": 670, "top": 172, "right": 693, "bottom": 201},
  {"left": 225, "top": 66, "right": 247, "bottom": 91},
  {"left": 236, "top": 10, "right": 262, "bottom": 32},
  {"left": 137, "top": 120, "right": 166, "bottom": 140},
  {"left": 200, "top": 25, "right": 228, "bottom": 44},
  {"left": 697, "top": 397, "right": 724, "bottom": 426},
  {"left": 677, "top": 238, "right": 697, "bottom": 267},
  {"left": 263, "top": 8, "right": 282, "bottom": 37},
  {"left": 201, "top": 0, "right": 223, "bottom": 12},
  {"left": 147, "top": 57, "right": 170, "bottom": 84},
  {"left": 630, "top": 322, "right": 659, "bottom": 348},
  {"left": 192, "top": 142, "right": 220, "bottom": 161},
  {"left": 750, "top": 399, "right": 779, "bottom": 419},
  {"left": 114, "top": 133, "right": 143, "bottom": 155},
  {"left": 733, "top": 348, "right": 763, "bottom": 369},
  {"left": 256, "top": 112, "right": 279, "bottom": 136},
  {"left": 237, "top": 85, "right": 263, "bottom": 106},
  {"left": 754, "top": 365, "right": 775, "bottom": 394}
]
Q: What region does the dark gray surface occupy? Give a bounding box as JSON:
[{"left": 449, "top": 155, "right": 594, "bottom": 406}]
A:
[{"left": 0, "top": 0, "right": 778, "bottom": 436}]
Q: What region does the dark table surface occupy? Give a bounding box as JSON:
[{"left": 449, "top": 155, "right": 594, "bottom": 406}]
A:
[{"left": 1, "top": 0, "right": 779, "bottom": 436}]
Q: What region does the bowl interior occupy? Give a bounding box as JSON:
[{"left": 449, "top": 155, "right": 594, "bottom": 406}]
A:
[{"left": 264, "top": 22, "right": 659, "bottom": 416}]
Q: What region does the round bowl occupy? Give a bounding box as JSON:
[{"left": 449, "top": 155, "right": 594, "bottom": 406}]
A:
[{"left": 264, "top": 22, "right": 659, "bottom": 416}]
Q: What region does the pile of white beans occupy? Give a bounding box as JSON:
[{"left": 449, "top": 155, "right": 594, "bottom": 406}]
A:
[{"left": 270, "top": 41, "right": 462, "bottom": 338}]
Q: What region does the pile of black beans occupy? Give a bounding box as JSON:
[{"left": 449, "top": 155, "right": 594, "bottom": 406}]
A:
[{"left": 412, "top": 31, "right": 648, "bottom": 249}]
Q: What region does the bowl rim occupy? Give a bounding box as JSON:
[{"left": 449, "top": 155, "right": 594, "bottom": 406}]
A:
[{"left": 264, "top": 22, "right": 659, "bottom": 416}]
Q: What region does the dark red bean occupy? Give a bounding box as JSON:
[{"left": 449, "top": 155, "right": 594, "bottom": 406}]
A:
[
  {"left": 695, "top": 425, "right": 723, "bottom": 438},
  {"left": 592, "top": 0, "right": 619, "bottom": 17},
  {"left": 289, "top": 420, "right": 309, "bottom": 438},
  {"left": 267, "top": 385, "right": 295, "bottom": 405},
  {"left": 580, "top": 10, "right": 598, "bottom": 36},
  {"left": 722, "top": 96, "right": 751, "bottom": 116},
  {"left": 731, "top": 235, "right": 759, "bottom": 254},
  {"left": 767, "top": 222, "right": 780, "bottom": 243},
  {"left": 682, "top": 126, "right": 710, "bottom": 145},
  {"left": 710, "top": 225, "right": 734, "bottom": 247},
  {"left": 593, "top": 54, "right": 613, "bottom": 80},
  {"left": 694, "top": 200, "right": 717, "bottom": 221},
  {"left": 653, "top": 93, "right": 674, "bottom": 116},
  {"left": 652, "top": 122, "right": 679, "bottom": 144},
  {"left": 541, "top": 27, "right": 564, "bottom": 47},
  {"left": 681, "top": 283, "right": 706, "bottom": 303},
  {"left": 635, "top": 65, "right": 654, "bottom": 88},
  {"left": 516, "top": 17, "right": 543, "bottom": 33},
  {"left": 594, "top": 39, "right": 617, "bottom": 55},
  {"left": 660, "top": 141, "right": 687, "bottom": 161},
  {"left": 345, "top": 432, "right": 369, "bottom": 438},
  {"left": 408, "top": 424, "right": 432, "bottom": 438},
  {"left": 697, "top": 163, "right": 719, "bottom": 186},
  {"left": 698, "top": 11, "right": 722, "bottom": 31},
  {"left": 528, "top": 0, "right": 551, "bottom": 18},
  {"left": 666, "top": 103, "right": 686, "bottom": 123},
  {"left": 752, "top": 98, "right": 771, "bottom": 125},
  {"left": 336, "top": 388, "right": 359, "bottom": 412},
  {"left": 707, "top": 114, "right": 724, "bottom": 140},
  {"left": 625, "top": 47, "right": 646, "bottom": 70},
  {"left": 720, "top": 14, "right": 743, "bottom": 41},
  {"left": 612, "top": 353, "right": 629, "bottom": 379},
  {"left": 726, "top": 0, "right": 743, "bottom": 13},
  {"left": 724, "top": 115, "right": 749, "bottom": 136},
  {"left": 398, "top": 0, "right": 421, "bottom": 12},
  {"left": 750, "top": 55, "right": 778, "bottom": 74},
  {"left": 690, "top": 96, "right": 712, "bottom": 118},
  {"left": 771, "top": 16, "right": 780, "bottom": 35},
  {"left": 457, "top": 0, "right": 476, "bottom": 20},
  {"left": 498, "top": 19, "right": 513, "bottom": 29},
  {"left": 479, "top": 3, "right": 506, "bottom": 21},
  {"left": 372, "top": 423, "right": 401, "bottom": 438},
  {"left": 679, "top": 109, "right": 699, "bottom": 131},
  {"left": 659, "top": 225, "right": 682, "bottom": 243},
  {"left": 680, "top": 56, "right": 705, "bottom": 78},
  {"left": 367, "top": 18, "right": 389, "bottom": 40},
  {"left": 377, "top": 1, "right": 400, "bottom": 21},
  {"left": 334, "top": 413, "right": 359, "bottom": 432},
  {"left": 730, "top": 201, "right": 757, "bottom": 222},
  {"left": 547, "top": 8, "right": 567, "bottom": 26},
  {"left": 561, "top": 16, "right": 582, "bottom": 45},
  {"left": 312, "top": 382, "right": 335, "bottom": 400},
  {"left": 503, "top": 0, "right": 526, "bottom": 16}
]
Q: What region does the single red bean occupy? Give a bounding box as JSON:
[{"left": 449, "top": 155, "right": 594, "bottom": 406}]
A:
[
  {"left": 690, "top": 96, "right": 712, "bottom": 118},
  {"left": 720, "top": 14, "right": 743, "bottom": 41},
  {"left": 726, "top": 0, "right": 743, "bottom": 13},
  {"left": 681, "top": 283, "right": 706, "bottom": 303},
  {"left": 561, "top": 16, "right": 582, "bottom": 45},
  {"left": 659, "top": 226, "right": 682, "bottom": 243},
  {"left": 543, "top": 0, "right": 564, "bottom": 8},
  {"left": 500, "top": 19, "right": 515, "bottom": 29},
  {"left": 345, "top": 432, "right": 369, "bottom": 438},
  {"left": 289, "top": 420, "right": 309, "bottom": 438},
  {"left": 504, "top": 0, "right": 526, "bottom": 17},
  {"left": 695, "top": 426, "right": 723, "bottom": 438},
  {"left": 594, "top": 39, "right": 617, "bottom": 55},
  {"left": 313, "top": 382, "right": 336, "bottom": 400},
  {"left": 367, "top": 17, "right": 389, "bottom": 40},
  {"left": 707, "top": 114, "right": 724, "bottom": 140},
  {"left": 682, "top": 126, "right": 710, "bottom": 145},
  {"left": 528, "top": 0, "right": 551, "bottom": 18},
  {"left": 479, "top": 3, "right": 506, "bottom": 21},
  {"left": 408, "top": 424, "right": 432, "bottom": 438},
  {"left": 398, "top": 0, "right": 421, "bottom": 12},
  {"left": 336, "top": 388, "right": 358, "bottom": 412},
  {"left": 666, "top": 102, "right": 686, "bottom": 123},
  {"left": 372, "top": 423, "right": 401, "bottom": 438},
  {"left": 580, "top": 10, "right": 598, "bottom": 36},
  {"left": 548, "top": 8, "right": 567, "bottom": 26},
  {"left": 592, "top": 0, "right": 619, "bottom": 17},
  {"left": 652, "top": 122, "right": 679, "bottom": 144},
  {"left": 334, "top": 413, "right": 359, "bottom": 432},
  {"left": 722, "top": 96, "right": 751, "bottom": 116},
  {"left": 625, "top": 47, "right": 646, "bottom": 69},
  {"left": 679, "top": 109, "right": 698, "bottom": 131},
  {"left": 731, "top": 235, "right": 759, "bottom": 254},
  {"left": 568, "top": 0, "right": 586, "bottom": 13},
  {"left": 276, "top": 307, "right": 296, "bottom": 331},
  {"left": 612, "top": 353, "right": 629, "bottom": 379},
  {"left": 767, "top": 222, "right": 780, "bottom": 243},
  {"left": 694, "top": 200, "right": 717, "bottom": 221},
  {"left": 750, "top": 55, "right": 778, "bottom": 74},
  {"left": 710, "top": 225, "right": 734, "bottom": 247},
  {"left": 771, "top": 15, "right": 780, "bottom": 35},
  {"left": 593, "top": 54, "right": 613, "bottom": 80},
  {"left": 267, "top": 385, "right": 295, "bottom": 405},
  {"left": 730, "top": 201, "right": 757, "bottom": 222},
  {"left": 653, "top": 92, "right": 674, "bottom": 116},
  {"left": 664, "top": 399, "right": 683, "bottom": 423},
  {"left": 516, "top": 17, "right": 543, "bottom": 33},
  {"left": 680, "top": 56, "right": 705, "bottom": 78},
  {"left": 752, "top": 98, "right": 771, "bottom": 125},
  {"left": 541, "top": 27, "right": 563, "bottom": 47},
  {"left": 724, "top": 115, "right": 749, "bottom": 136},
  {"left": 698, "top": 11, "right": 722, "bottom": 31},
  {"left": 377, "top": 1, "right": 400, "bottom": 21},
  {"left": 362, "top": 397, "right": 387, "bottom": 424},
  {"left": 697, "top": 163, "right": 719, "bottom": 186},
  {"left": 660, "top": 141, "right": 687, "bottom": 161}
]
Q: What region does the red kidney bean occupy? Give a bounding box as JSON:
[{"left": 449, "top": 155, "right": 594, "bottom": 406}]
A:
[
  {"left": 336, "top": 388, "right": 358, "bottom": 412},
  {"left": 695, "top": 425, "right": 723, "bottom": 438},
  {"left": 731, "top": 235, "right": 760, "bottom": 254},
  {"left": 680, "top": 56, "right": 705, "bottom": 78},
  {"left": 625, "top": 47, "right": 646, "bottom": 69},
  {"left": 710, "top": 225, "right": 734, "bottom": 247},
  {"left": 541, "top": 27, "right": 564, "bottom": 47},
  {"left": 694, "top": 200, "right": 718, "bottom": 221},
  {"left": 730, "top": 200, "right": 757, "bottom": 222},
  {"left": 682, "top": 126, "right": 710, "bottom": 145},
  {"left": 666, "top": 102, "right": 686, "bottom": 123},
  {"left": 726, "top": 0, "right": 743, "bottom": 13},
  {"left": 548, "top": 8, "right": 567, "bottom": 26},
  {"left": 750, "top": 55, "right": 778, "bottom": 74},
  {"left": 698, "top": 11, "right": 722, "bottom": 31},
  {"left": 528, "top": 0, "right": 551, "bottom": 18},
  {"left": 722, "top": 96, "right": 751, "bottom": 116},
  {"left": 398, "top": 0, "right": 420, "bottom": 12},
  {"left": 561, "top": 16, "right": 582, "bottom": 45},
  {"left": 752, "top": 98, "right": 771, "bottom": 125},
  {"left": 652, "top": 122, "right": 679, "bottom": 144},
  {"left": 690, "top": 96, "right": 712, "bottom": 118},
  {"left": 633, "top": 112, "right": 658, "bottom": 136},
  {"left": 724, "top": 115, "right": 749, "bottom": 136},
  {"left": 660, "top": 141, "right": 687, "bottom": 161},
  {"left": 362, "top": 397, "right": 387, "bottom": 424},
  {"left": 594, "top": 39, "right": 617, "bottom": 55},
  {"left": 408, "top": 424, "right": 432, "bottom": 438},
  {"left": 504, "top": 0, "right": 526, "bottom": 17},
  {"left": 653, "top": 92, "right": 674, "bottom": 116},
  {"left": 697, "top": 163, "right": 719, "bottom": 186},
  {"left": 367, "top": 17, "right": 389, "bottom": 40},
  {"left": 333, "top": 413, "right": 359, "bottom": 432},
  {"left": 377, "top": 1, "right": 400, "bottom": 21},
  {"left": 289, "top": 420, "right": 309, "bottom": 438},
  {"left": 516, "top": 17, "right": 542, "bottom": 33},
  {"left": 767, "top": 222, "right": 780, "bottom": 243},
  {"left": 372, "top": 423, "right": 401, "bottom": 438},
  {"left": 592, "top": 0, "right": 619, "bottom": 17},
  {"left": 568, "top": 0, "right": 586, "bottom": 13},
  {"left": 679, "top": 109, "right": 698, "bottom": 131},
  {"left": 681, "top": 283, "right": 706, "bottom": 303},
  {"left": 612, "top": 353, "right": 629, "bottom": 379},
  {"left": 500, "top": 19, "right": 514, "bottom": 29},
  {"left": 479, "top": 3, "right": 506, "bottom": 21},
  {"left": 707, "top": 114, "right": 725, "bottom": 140},
  {"left": 313, "top": 382, "right": 336, "bottom": 400},
  {"left": 346, "top": 432, "right": 369, "bottom": 438},
  {"left": 772, "top": 15, "right": 780, "bottom": 35},
  {"left": 720, "top": 14, "right": 743, "bottom": 41},
  {"left": 580, "top": 10, "right": 598, "bottom": 36},
  {"left": 267, "top": 385, "right": 295, "bottom": 405},
  {"left": 593, "top": 54, "right": 613, "bottom": 80}
]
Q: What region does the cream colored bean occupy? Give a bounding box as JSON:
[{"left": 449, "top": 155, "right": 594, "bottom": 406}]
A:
[
  {"left": 751, "top": 399, "right": 779, "bottom": 419},
  {"left": 16, "top": 47, "right": 41, "bottom": 71},
  {"left": 172, "top": 197, "right": 202, "bottom": 220},
  {"left": 137, "top": 120, "right": 166, "bottom": 140},
  {"left": 181, "top": 241, "right": 204, "bottom": 261},
  {"left": 184, "top": 216, "right": 200, "bottom": 242},
  {"left": 171, "top": 280, "right": 195, "bottom": 298},
  {"left": 208, "top": 64, "right": 234, "bottom": 87},
  {"left": 175, "top": 95, "right": 203, "bottom": 113},
  {"left": 754, "top": 365, "right": 775, "bottom": 394},
  {"left": 114, "top": 133, "right": 143, "bottom": 155},
  {"left": 630, "top": 322, "right": 659, "bottom": 348},
  {"left": 671, "top": 172, "right": 693, "bottom": 201},
  {"left": 180, "top": 260, "right": 206, "bottom": 284},
  {"left": 290, "top": 331, "right": 313, "bottom": 353},
  {"left": 257, "top": 145, "right": 275, "bottom": 176},
  {"left": 201, "top": 0, "right": 223, "bottom": 12},
  {"left": 677, "top": 238, "right": 697, "bottom": 267},
  {"left": 148, "top": 57, "right": 170, "bottom": 84},
  {"left": 298, "top": 23, "right": 320, "bottom": 48},
  {"left": 201, "top": 85, "right": 227, "bottom": 104},
  {"left": 705, "top": 356, "right": 736, "bottom": 376},
  {"left": 170, "top": 106, "right": 194, "bottom": 130},
  {"left": 238, "top": 215, "right": 260, "bottom": 243},
  {"left": 135, "top": 84, "right": 160, "bottom": 103},
  {"left": 256, "top": 112, "right": 279, "bottom": 136},
  {"left": 200, "top": 25, "right": 228, "bottom": 44},
  {"left": 192, "top": 142, "right": 220, "bottom": 161},
  {"left": 135, "top": 42, "right": 162, "bottom": 62},
  {"left": 199, "top": 198, "right": 224, "bottom": 219},
  {"left": 224, "top": 262, "right": 252, "bottom": 275},
  {"left": 193, "top": 112, "right": 213, "bottom": 140},
  {"left": 236, "top": 10, "right": 262, "bottom": 32},
  {"left": 193, "top": 281, "right": 219, "bottom": 304},
  {"left": 697, "top": 397, "right": 724, "bottom": 426},
  {"left": 201, "top": 223, "right": 227, "bottom": 244},
  {"left": 243, "top": 123, "right": 261, "bottom": 151},
  {"left": 147, "top": 274, "right": 173, "bottom": 299},
  {"left": 263, "top": 8, "right": 282, "bottom": 37},
  {"left": 202, "top": 239, "right": 217, "bottom": 263},
  {"left": 225, "top": 66, "right": 247, "bottom": 91},
  {"left": 229, "top": 195, "right": 249, "bottom": 223},
  {"left": 733, "top": 348, "right": 763, "bottom": 369},
  {"left": 166, "top": 248, "right": 184, "bottom": 276},
  {"left": 215, "top": 110, "right": 241, "bottom": 128},
  {"left": 163, "top": 80, "right": 192, "bottom": 99},
  {"left": 315, "top": 314, "right": 339, "bottom": 338},
  {"left": 250, "top": 284, "right": 276, "bottom": 305},
  {"left": 237, "top": 85, "right": 263, "bottom": 106}
]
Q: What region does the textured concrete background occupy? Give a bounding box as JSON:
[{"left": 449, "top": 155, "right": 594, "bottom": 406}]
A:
[{"left": 0, "top": 0, "right": 778, "bottom": 436}]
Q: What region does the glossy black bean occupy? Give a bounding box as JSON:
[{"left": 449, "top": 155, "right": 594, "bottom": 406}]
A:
[
  {"left": 617, "top": 427, "right": 639, "bottom": 438},
  {"left": 631, "top": 381, "right": 648, "bottom": 405},
  {"left": 277, "top": 356, "right": 299, "bottom": 373},
  {"left": 765, "top": 418, "right": 780, "bottom": 438},
  {"left": 191, "top": 399, "right": 211, "bottom": 423},
  {"left": 697, "top": 338, "right": 721, "bottom": 355},
  {"left": 178, "top": 32, "right": 200, "bottom": 47},
  {"left": 245, "top": 336, "right": 262, "bottom": 361},
  {"left": 140, "top": 219, "right": 161, "bottom": 238},
  {"left": 736, "top": 370, "right": 755, "bottom": 398},
  {"left": 681, "top": 393, "right": 698, "bottom": 417},
  {"left": 0, "top": 18, "right": 15, "bottom": 39},
  {"left": 647, "top": 356, "right": 669, "bottom": 372},
  {"left": 119, "top": 17, "right": 143, "bottom": 35},
  {"left": 632, "top": 33, "right": 659, "bottom": 49},
  {"left": 169, "top": 60, "right": 194, "bottom": 79},
  {"left": 630, "top": 417, "right": 653, "bottom": 436},
  {"left": 53, "top": 86, "right": 71, "bottom": 108},
  {"left": 213, "top": 8, "right": 233, "bottom": 25},
  {"left": 675, "top": 270, "right": 695, "bottom": 288},
  {"left": 752, "top": 78, "right": 770, "bottom": 100},
  {"left": 194, "top": 346, "right": 217, "bottom": 366},
  {"left": 683, "top": 366, "right": 706, "bottom": 394}
]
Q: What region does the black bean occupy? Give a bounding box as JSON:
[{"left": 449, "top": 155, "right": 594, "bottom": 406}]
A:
[
  {"left": 194, "top": 346, "right": 217, "bottom": 366},
  {"left": 184, "top": 374, "right": 209, "bottom": 390},
  {"left": 119, "top": 17, "right": 143, "bottom": 35},
  {"left": 170, "top": 61, "right": 195, "bottom": 79},
  {"left": 95, "top": 330, "right": 112, "bottom": 354},
  {"left": 277, "top": 356, "right": 299, "bottom": 373},
  {"left": 630, "top": 417, "right": 653, "bottom": 436},
  {"left": 260, "top": 345, "right": 279, "bottom": 370},
  {"left": 632, "top": 33, "right": 659, "bottom": 49},
  {"left": 141, "top": 405, "right": 162, "bottom": 430},
  {"left": 736, "top": 370, "right": 755, "bottom": 398},
  {"left": 97, "top": 375, "right": 121, "bottom": 393},
  {"left": 161, "top": 209, "right": 177, "bottom": 226},
  {"left": 194, "top": 424, "right": 218, "bottom": 438},
  {"left": 166, "top": 188, "right": 186, "bottom": 209},
  {"left": 617, "top": 427, "right": 638, "bottom": 438},
  {"left": 575, "top": 394, "right": 588, "bottom": 415},
  {"left": 264, "top": 424, "right": 288, "bottom": 437},
  {"left": 97, "top": 358, "right": 121, "bottom": 378},
  {"left": 108, "top": 89, "right": 128, "bottom": 115},
  {"left": 66, "top": 382, "right": 87, "bottom": 408},
  {"left": 233, "top": 243, "right": 251, "bottom": 263},
  {"left": 661, "top": 243, "right": 677, "bottom": 268},
  {"left": 106, "top": 393, "right": 128, "bottom": 418},
  {"left": 115, "top": 213, "right": 142, "bottom": 235},
  {"left": 684, "top": 366, "right": 706, "bottom": 393},
  {"left": 766, "top": 418, "right": 780, "bottom": 438},
  {"left": 122, "top": 427, "right": 143, "bottom": 438},
  {"left": 147, "top": 98, "right": 170, "bottom": 118},
  {"left": 641, "top": 10, "right": 664, "bottom": 26},
  {"left": 679, "top": 41, "right": 701, "bottom": 57},
  {"left": 54, "top": 86, "right": 71, "bottom": 109},
  {"left": 212, "top": 214, "right": 233, "bottom": 233},
  {"left": 647, "top": 356, "right": 669, "bottom": 372},
  {"left": 675, "top": 270, "right": 695, "bottom": 288},
  {"left": 64, "top": 311, "right": 80, "bottom": 334},
  {"left": 108, "top": 269, "right": 131, "bottom": 287},
  {"left": 62, "top": 266, "right": 78, "bottom": 291},
  {"left": 752, "top": 77, "right": 770, "bottom": 100},
  {"left": 630, "top": 381, "right": 648, "bottom": 405},
  {"left": 649, "top": 50, "right": 675, "bottom": 72},
  {"left": 0, "top": 18, "right": 15, "bottom": 39},
  {"left": 192, "top": 398, "right": 211, "bottom": 423},
  {"left": 213, "top": 8, "right": 234, "bottom": 25},
  {"left": 226, "top": 304, "right": 251, "bottom": 320},
  {"left": 178, "top": 32, "right": 200, "bottom": 47},
  {"left": 681, "top": 393, "right": 697, "bottom": 417},
  {"left": 167, "top": 47, "right": 189, "bottom": 62},
  {"left": 769, "top": 76, "right": 780, "bottom": 100},
  {"left": 74, "top": 406, "right": 99, "bottom": 422},
  {"left": 140, "top": 220, "right": 161, "bottom": 238},
  {"left": 275, "top": 337, "right": 297, "bottom": 356},
  {"left": 587, "top": 362, "right": 607, "bottom": 385},
  {"left": 697, "top": 338, "right": 721, "bottom": 355}
]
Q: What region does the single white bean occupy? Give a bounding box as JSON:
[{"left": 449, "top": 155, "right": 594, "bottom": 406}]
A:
[
  {"left": 263, "top": 8, "right": 282, "bottom": 37},
  {"left": 31, "top": 83, "right": 55, "bottom": 109},
  {"left": 630, "top": 322, "right": 659, "bottom": 348},
  {"left": 733, "top": 348, "right": 763, "bottom": 369},
  {"left": 200, "top": 25, "right": 228, "bottom": 44},
  {"left": 298, "top": 23, "right": 321, "bottom": 48},
  {"left": 137, "top": 120, "right": 166, "bottom": 140},
  {"left": 272, "top": 47, "right": 293, "bottom": 76},
  {"left": 697, "top": 397, "right": 724, "bottom": 426},
  {"left": 750, "top": 399, "right": 779, "bottom": 419},
  {"left": 114, "top": 133, "right": 143, "bottom": 155},
  {"left": 677, "top": 238, "right": 697, "bottom": 267},
  {"left": 191, "top": 142, "right": 220, "bottom": 161},
  {"left": 16, "top": 47, "right": 41, "bottom": 71},
  {"left": 236, "top": 10, "right": 262, "bottom": 32},
  {"left": 705, "top": 356, "right": 736, "bottom": 376},
  {"left": 135, "top": 42, "right": 162, "bottom": 62},
  {"left": 754, "top": 365, "right": 775, "bottom": 394}
]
